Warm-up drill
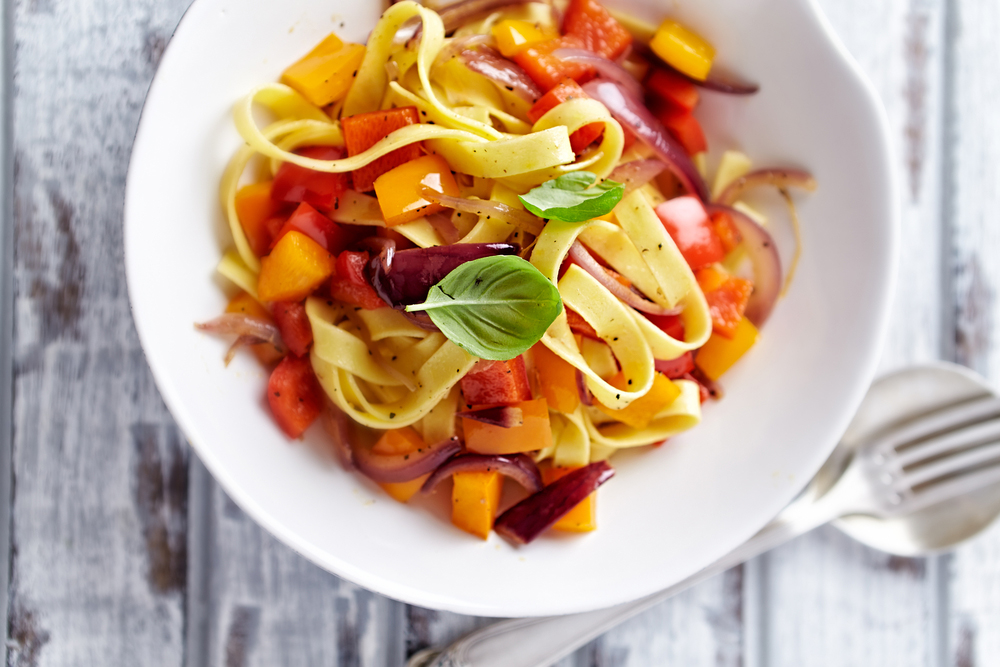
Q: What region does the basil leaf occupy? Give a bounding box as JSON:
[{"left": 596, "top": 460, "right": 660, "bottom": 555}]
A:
[
  {"left": 405, "top": 255, "right": 562, "bottom": 360},
  {"left": 518, "top": 171, "right": 625, "bottom": 223}
]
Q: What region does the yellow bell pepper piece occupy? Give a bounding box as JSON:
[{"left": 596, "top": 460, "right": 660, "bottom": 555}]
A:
[
  {"left": 650, "top": 20, "right": 715, "bottom": 81},
  {"left": 257, "top": 231, "right": 336, "bottom": 302},
  {"left": 491, "top": 20, "right": 554, "bottom": 57},
  {"left": 542, "top": 464, "right": 596, "bottom": 532},
  {"left": 532, "top": 343, "right": 580, "bottom": 414},
  {"left": 374, "top": 155, "right": 461, "bottom": 227},
  {"left": 379, "top": 474, "right": 430, "bottom": 503},
  {"left": 596, "top": 372, "right": 681, "bottom": 429},
  {"left": 281, "top": 32, "right": 366, "bottom": 107},
  {"left": 695, "top": 316, "right": 758, "bottom": 380},
  {"left": 451, "top": 471, "right": 504, "bottom": 539}
]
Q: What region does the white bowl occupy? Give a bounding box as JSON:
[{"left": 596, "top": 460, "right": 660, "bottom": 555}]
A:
[{"left": 125, "top": 0, "right": 897, "bottom": 616}]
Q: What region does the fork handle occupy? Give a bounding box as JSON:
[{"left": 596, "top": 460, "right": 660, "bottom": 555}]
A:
[{"left": 424, "top": 490, "right": 849, "bottom": 667}]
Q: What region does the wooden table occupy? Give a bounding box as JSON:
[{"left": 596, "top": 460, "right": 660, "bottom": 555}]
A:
[{"left": 5, "top": 0, "right": 999, "bottom": 664}]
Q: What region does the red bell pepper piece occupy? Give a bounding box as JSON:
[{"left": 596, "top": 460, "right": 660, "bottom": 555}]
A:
[
  {"left": 271, "top": 202, "right": 353, "bottom": 255},
  {"left": 643, "top": 312, "right": 685, "bottom": 340},
  {"left": 329, "top": 250, "right": 387, "bottom": 310},
  {"left": 655, "top": 196, "right": 725, "bottom": 270},
  {"left": 654, "top": 352, "right": 694, "bottom": 379},
  {"left": 271, "top": 300, "right": 313, "bottom": 357},
  {"left": 646, "top": 68, "right": 699, "bottom": 112},
  {"left": 272, "top": 146, "right": 349, "bottom": 213},
  {"left": 709, "top": 210, "right": 743, "bottom": 254},
  {"left": 460, "top": 356, "right": 532, "bottom": 407},
  {"left": 565, "top": 307, "right": 601, "bottom": 340},
  {"left": 267, "top": 354, "right": 324, "bottom": 438},
  {"left": 514, "top": 35, "right": 594, "bottom": 92},
  {"left": 562, "top": 0, "right": 633, "bottom": 60},
  {"left": 702, "top": 276, "right": 754, "bottom": 339},
  {"left": 658, "top": 107, "right": 707, "bottom": 156},
  {"left": 528, "top": 79, "right": 604, "bottom": 152},
  {"left": 342, "top": 106, "right": 423, "bottom": 192}
]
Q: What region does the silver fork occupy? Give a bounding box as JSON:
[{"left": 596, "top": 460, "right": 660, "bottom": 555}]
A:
[{"left": 416, "top": 393, "right": 1000, "bottom": 667}]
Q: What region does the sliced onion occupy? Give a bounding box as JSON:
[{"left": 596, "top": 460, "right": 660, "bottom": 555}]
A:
[
  {"left": 196, "top": 314, "right": 286, "bottom": 352},
  {"left": 353, "top": 436, "right": 463, "bottom": 484},
  {"left": 425, "top": 212, "right": 462, "bottom": 244},
  {"left": 330, "top": 190, "right": 386, "bottom": 225},
  {"left": 715, "top": 168, "right": 817, "bottom": 206},
  {"left": 403, "top": 310, "right": 440, "bottom": 332},
  {"left": 495, "top": 461, "right": 615, "bottom": 544},
  {"left": 458, "top": 405, "right": 524, "bottom": 428},
  {"left": 654, "top": 352, "right": 694, "bottom": 379},
  {"left": 461, "top": 46, "right": 543, "bottom": 102},
  {"left": 438, "top": 0, "right": 531, "bottom": 32},
  {"left": 368, "top": 242, "right": 519, "bottom": 308},
  {"left": 421, "top": 453, "right": 544, "bottom": 494},
  {"left": 575, "top": 369, "right": 593, "bottom": 406},
  {"left": 583, "top": 80, "right": 709, "bottom": 201},
  {"left": 433, "top": 34, "right": 493, "bottom": 70},
  {"left": 553, "top": 48, "right": 643, "bottom": 99},
  {"left": 706, "top": 204, "right": 781, "bottom": 327},
  {"left": 322, "top": 402, "right": 355, "bottom": 470},
  {"left": 608, "top": 159, "right": 666, "bottom": 196},
  {"left": 421, "top": 189, "right": 544, "bottom": 235},
  {"left": 392, "top": 15, "right": 423, "bottom": 48},
  {"left": 222, "top": 335, "right": 262, "bottom": 366},
  {"left": 569, "top": 241, "right": 679, "bottom": 315}
]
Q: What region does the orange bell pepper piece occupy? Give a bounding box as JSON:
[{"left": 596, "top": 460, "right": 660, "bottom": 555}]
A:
[
  {"left": 373, "top": 155, "right": 461, "bottom": 226},
  {"left": 281, "top": 33, "right": 366, "bottom": 107},
  {"left": 491, "top": 19, "right": 555, "bottom": 57},
  {"left": 225, "top": 292, "right": 285, "bottom": 365},
  {"left": 451, "top": 471, "right": 505, "bottom": 539},
  {"left": 541, "top": 464, "right": 596, "bottom": 532},
  {"left": 235, "top": 181, "right": 284, "bottom": 257},
  {"left": 696, "top": 270, "right": 753, "bottom": 339},
  {"left": 342, "top": 107, "right": 423, "bottom": 192},
  {"left": 695, "top": 316, "right": 758, "bottom": 380},
  {"left": 380, "top": 475, "right": 431, "bottom": 503},
  {"left": 709, "top": 210, "right": 743, "bottom": 254},
  {"left": 257, "top": 231, "right": 336, "bottom": 302},
  {"left": 562, "top": 0, "right": 633, "bottom": 60},
  {"left": 532, "top": 343, "right": 580, "bottom": 414},
  {"left": 595, "top": 372, "right": 681, "bottom": 429},
  {"left": 371, "top": 427, "right": 430, "bottom": 502},
  {"left": 513, "top": 35, "right": 595, "bottom": 92},
  {"left": 464, "top": 398, "right": 553, "bottom": 455},
  {"left": 528, "top": 79, "right": 605, "bottom": 152},
  {"left": 650, "top": 20, "right": 715, "bottom": 81}
]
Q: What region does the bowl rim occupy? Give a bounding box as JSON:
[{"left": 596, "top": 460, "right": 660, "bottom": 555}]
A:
[{"left": 124, "top": 0, "right": 900, "bottom": 616}]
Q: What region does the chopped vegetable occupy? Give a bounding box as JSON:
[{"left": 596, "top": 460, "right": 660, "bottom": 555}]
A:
[
  {"left": 353, "top": 428, "right": 462, "bottom": 483},
  {"left": 527, "top": 79, "right": 605, "bottom": 152},
  {"left": 379, "top": 475, "right": 431, "bottom": 503},
  {"left": 697, "top": 268, "right": 753, "bottom": 339},
  {"left": 562, "top": 0, "right": 633, "bottom": 60},
  {"left": 464, "top": 398, "right": 553, "bottom": 455},
  {"left": 258, "top": 231, "right": 337, "bottom": 303},
  {"left": 541, "top": 464, "right": 597, "bottom": 532},
  {"left": 461, "top": 356, "right": 532, "bottom": 406},
  {"left": 280, "top": 32, "right": 366, "bottom": 107},
  {"left": 658, "top": 106, "right": 707, "bottom": 156},
  {"left": 695, "top": 316, "right": 758, "bottom": 380},
  {"left": 271, "top": 202, "right": 353, "bottom": 254},
  {"left": 267, "top": 354, "right": 323, "bottom": 438},
  {"left": 406, "top": 255, "right": 563, "bottom": 361},
  {"left": 235, "top": 181, "right": 284, "bottom": 257},
  {"left": 650, "top": 20, "right": 715, "bottom": 81},
  {"left": 709, "top": 210, "right": 743, "bottom": 254},
  {"left": 513, "top": 35, "right": 594, "bottom": 92},
  {"left": 595, "top": 371, "right": 681, "bottom": 429},
  {"left": 646, "top": 68, "right": 699, "bottom": 112},
  {"left": 330, "top": 250, "right": 387, "bottom": 310},
  {"left": 225, "top": 293, "right": 285, "bottom": 364},
  {"left": 491, "top": 19, "right": 555, "bottom": 58},
  {"left": 342, "top": 107, "right": 423, "bottom": 192},
  {"left": 272, "top": 146, "right": 350, "bottom": 213},
  {"left": 518, "top": 172, "right": 624, "bottom": 223},
  {"left": 654, "top": 195, "right": 725, "bottom": 270},
  {"left": 532, "top": 343, "right": 580, "bottom": 413},
  {"left": 654, "top": 352, "right": 695, "bottom": 379},
  {"left": 452, "top": 471, "right": 505, "bottom": 539},
  {"left": 373, "top": 154, "right": 461, "bottom": 226},
  {"left": 270, "top": 300, "right": 313, "bottom": 357}
]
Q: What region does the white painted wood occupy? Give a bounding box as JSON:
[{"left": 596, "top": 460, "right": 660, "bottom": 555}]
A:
[
  {"left": 759, "top": 0, "right": 949, "bottom": 664},
  {"left": 8, "top": 0, "right": 192, "bottom": 664},
  {"left": 944, "top": 0, "right": 1000, "bottom": 664}
]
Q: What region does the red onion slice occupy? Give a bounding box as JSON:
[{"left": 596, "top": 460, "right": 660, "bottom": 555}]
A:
[
  {"left": 433, "top": 34, "right": 492, "bottom": 70},
  {"left": 321, "top": 402, "right": 355, "bottom": 470},
  {"left": 438, "top": 0, "right": 531, "bottom": 32},
  {"left": 353, "top": 436, "right": 463, "bottom": 484},
  {"left": 421, "top": 453, "right": 544, "bottom": 494},
  {"left": 575, "top": 368, "right": 593, "bottom": 406},
  {"left": 706, "top": 204, "right": 782, "bottom": 327},
  {"left": 461, "top": 46, "right": 543, "bottom": 102},
  {"left": 715, "top": 168, "right": 818, "bottom": 206},
  {"left": 425, "top": 212, "right": 462, "bottom": 244},
  {"left": 459, "top": 405, "right": 524, "bottom": 428},
  {"left": 608, "top": 159, "right": 667, "bottom": 196},
  {"left": 569, "top": 241, "right": 679, "bottom": 316},
  {"left": 196, "top": 314, "right": 287, "bottom": 352},
  {"left": 654, "top": 352, "right": 694, "bottom": 379},
  {"left": 582, "top": 80, "right": 709, "bottom": 201},
  {"left": 368, "top": 242, "right": 519, "bottom": 308},
  {"left": 494, "top": 461, "right": 615, "bottom": 545},
  {"left": 421, "top": 189, "right": 544, "bottom": 235},
  {"left": 553, "top": 48, "right": 643, "bottom": 100}
]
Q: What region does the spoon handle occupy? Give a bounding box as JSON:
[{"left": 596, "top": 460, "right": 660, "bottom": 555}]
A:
[{"left": 422, "top": 493, "right": 842, "bottom": 667}]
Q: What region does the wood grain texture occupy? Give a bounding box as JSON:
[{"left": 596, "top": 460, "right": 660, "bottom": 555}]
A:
[{"left": 8, "top": 0, "right": 190, "bottom": 664}]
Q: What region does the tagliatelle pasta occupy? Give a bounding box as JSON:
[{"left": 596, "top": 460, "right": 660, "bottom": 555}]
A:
[{"left": 201, "top": 0, "right": 813, "bottom": 544}]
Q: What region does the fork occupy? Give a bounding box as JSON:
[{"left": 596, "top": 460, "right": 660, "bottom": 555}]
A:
[{"left": 415, "top": 393, "right": 1000, "bottom": 667}]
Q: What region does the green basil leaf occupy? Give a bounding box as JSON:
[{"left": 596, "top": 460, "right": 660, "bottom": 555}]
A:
[
  {"left": 405, "top": 255, "right": 562, "bottom": 361},
  {"left": 518, "top": 171, "right": 625, "bottom": 223}
]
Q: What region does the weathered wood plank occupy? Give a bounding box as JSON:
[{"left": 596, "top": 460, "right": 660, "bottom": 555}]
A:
[
  {"left": 7, "top": 0, "right": 191, "bottom": 664},
  {"left": 758, "top": 0, "right": 949, "bottom": 664},
  {"left": 945, "top": 0, "right": 1000, "bottom": 663}
]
